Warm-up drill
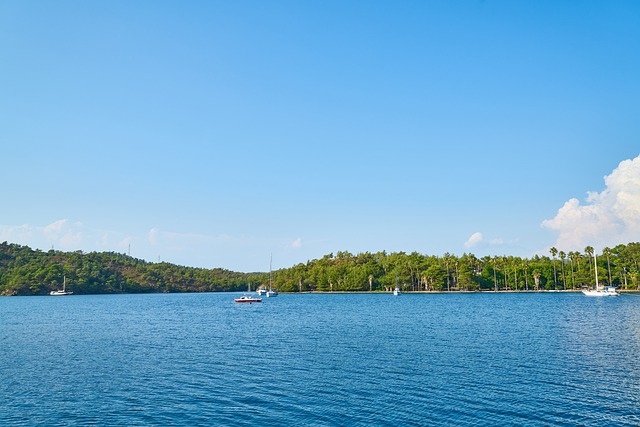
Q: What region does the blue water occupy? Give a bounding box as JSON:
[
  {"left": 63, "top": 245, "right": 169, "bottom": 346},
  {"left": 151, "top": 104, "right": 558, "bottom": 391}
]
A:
[{"left": 1, "top": 293, "right": 640, "bottom": 426}]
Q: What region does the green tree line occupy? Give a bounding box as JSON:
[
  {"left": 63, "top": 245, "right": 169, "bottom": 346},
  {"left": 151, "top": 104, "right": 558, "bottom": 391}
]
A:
[
  {"left": 0, "top": 242, "right": 264, "bottom": 295},
  {"left": 270, "top": 244, "right": 640, "bottom": 293},
  {"left": 1, "top": 241, "right": 639, "bottom": 295}
]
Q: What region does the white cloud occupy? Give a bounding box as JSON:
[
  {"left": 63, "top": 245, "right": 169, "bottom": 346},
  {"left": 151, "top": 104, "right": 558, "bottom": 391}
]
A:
[
  {"left": 44, "top": 219, "right": 67, "bottom": 235},
  {"left": 0, "top": 219, "right": 86, "bottom": 250},
  {"left": 148, "top": 227, "right": 160, "bottom": 245},
  {"left": 0, "top": 219, "right": 136, "bottom": 253},
  {"left": 542, "top": 154, "right": 640, "bottom": 250},
  {"left": 46, "top": 220, "right": 84, "bottom": 249},
  {"left": 0, "top": 220, "right": 298, "bottom": 271},
  {"left": 464, "top": 232, "right": 483, "bottom": 248},
  {"left": 0, "top": 224, "right": 32, "bottom": 242},
  {"left": 59, "top": 230, "right": 83, "bottom": 247}
]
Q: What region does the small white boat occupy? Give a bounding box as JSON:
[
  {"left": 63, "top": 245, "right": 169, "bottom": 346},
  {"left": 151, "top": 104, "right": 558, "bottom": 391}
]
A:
[
  {"left": 234, "top": 295, "right": 262, "bottom": 303},
  {"left": 393, "top": 273, "right": 400, "bottom": 296},
  {"left": 256, "top": 288, "right": 267, "bottom": 296},
  {"left": 582, "top": 252, "right": 620, "bottom": 297},
  {"left": 50, "top": 276, "right": 73, "bottom": 296}
]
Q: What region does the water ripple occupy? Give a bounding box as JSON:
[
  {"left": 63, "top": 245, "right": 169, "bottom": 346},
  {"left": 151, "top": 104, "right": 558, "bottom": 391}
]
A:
[{"left": 1, "top": 293, "right": 640, "bottom": 425}]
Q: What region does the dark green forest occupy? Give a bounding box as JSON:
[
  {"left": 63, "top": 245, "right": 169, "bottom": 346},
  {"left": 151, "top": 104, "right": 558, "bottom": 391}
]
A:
[{"left": 1, "top": 241, "right": 640, "bottom": 296}]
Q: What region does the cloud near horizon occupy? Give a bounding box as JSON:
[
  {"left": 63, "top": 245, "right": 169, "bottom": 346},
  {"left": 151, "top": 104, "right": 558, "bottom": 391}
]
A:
[
  {"left": 542, "top": 154, "right": 640, "bottom": 251},
  {"left": 464, "top": 232, "right": 507, "bottom": 251},
  {"left": 0, "top": 219, "right": 292, "bottom": 270},
  {"left": 464, "top": 232, "right": 484, "bottom": 248},
  {"left": 0, "top": 219, "right": 86, "bottom": 250}
]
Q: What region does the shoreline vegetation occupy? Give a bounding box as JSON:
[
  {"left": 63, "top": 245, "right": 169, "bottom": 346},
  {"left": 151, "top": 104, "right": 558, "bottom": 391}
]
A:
[{"left": 1, "top": 241, "right": 639, "bottom": 296}]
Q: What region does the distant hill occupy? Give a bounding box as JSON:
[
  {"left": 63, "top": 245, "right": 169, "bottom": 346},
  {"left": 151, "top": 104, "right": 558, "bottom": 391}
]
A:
[
  {"left": 0, "top": 242, "right": 264, "bottom": 296},
  {"left": 1, "top": 241, "right": 638, "bottom": 295}
]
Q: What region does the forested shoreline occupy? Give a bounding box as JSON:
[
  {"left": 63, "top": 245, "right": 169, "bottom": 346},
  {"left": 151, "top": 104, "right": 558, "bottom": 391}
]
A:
[{"left": 1, "top": 241, "right": 639, "bottom": 296}]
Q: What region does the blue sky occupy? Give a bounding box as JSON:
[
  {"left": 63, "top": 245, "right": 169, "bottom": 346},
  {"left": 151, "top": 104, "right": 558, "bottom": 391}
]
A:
[{"left": 2, "top": 1, "right": 639, "bottom": 272}]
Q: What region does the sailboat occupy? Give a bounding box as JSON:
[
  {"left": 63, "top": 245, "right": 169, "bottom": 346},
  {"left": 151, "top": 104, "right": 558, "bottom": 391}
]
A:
[
  {"left": 50, "top": 276, "right": 73, "bottom": 296},
  {"left": 582, "top": 252, "right": 620, "bottom": 297},
  {"left": 266, "top": 255, "right": 278, "bottom": 297}
]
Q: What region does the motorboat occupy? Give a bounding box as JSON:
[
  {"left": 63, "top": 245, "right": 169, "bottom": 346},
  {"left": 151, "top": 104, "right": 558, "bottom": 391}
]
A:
[{"left": 234, "top": 295, "right": 262, "bottom": 303}]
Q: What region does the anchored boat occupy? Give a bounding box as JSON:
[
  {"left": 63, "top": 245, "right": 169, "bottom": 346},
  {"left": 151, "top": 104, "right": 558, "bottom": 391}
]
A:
[
  {"left": 50, "top": 276, "right": 73, "bottom": 296},
  {"left": 582, "top": 252, "right": 620, "bottom": 297},
  {"left": 234, "top": 295, "right": 262, "bottom": 303}
]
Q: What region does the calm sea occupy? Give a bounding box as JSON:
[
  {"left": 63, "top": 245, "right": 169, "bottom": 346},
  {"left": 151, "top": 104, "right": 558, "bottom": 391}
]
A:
[{"left": 1, "top": 292, "right": 639, "bottom": 426}]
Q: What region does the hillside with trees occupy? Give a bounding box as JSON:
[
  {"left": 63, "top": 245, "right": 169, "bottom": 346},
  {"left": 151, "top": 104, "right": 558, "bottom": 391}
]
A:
[
  {"left": 0, "top": 242, "right": 264, "bottom": 296},
  {"left": 1, "top": 241, "right": 639, "bottom": 296}
]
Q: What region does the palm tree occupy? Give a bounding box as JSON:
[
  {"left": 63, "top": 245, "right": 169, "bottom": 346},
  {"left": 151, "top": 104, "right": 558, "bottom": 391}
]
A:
[
  {"left": 443, "top": 253, "right": 451, "bottom": 292},
  {"left": 503, "top": 256, "right": 509, "bottom": 290},
  {"left": 621, "top": 266, "right": 628, "bottom": 289},
  {"left": 550, "top": 247, "right": 558, "bottom": 290},
  {"left": 574, "top": 252, "right": 583, "bottom": 287},
  {"left": 559, "top": 251, "right": 566, "bottom": 290},
  {"left": 585, "top": 246, "right": 594, "bottom": 284},
  {"left": 491, "top": 257, "right": 498, "bottom": 291},
  {"left": 603, "top": 247, "right": 613, "bottom": 286},
  {"left": 533, "top": 271, "right": 541, "bottom": 291},
  {"left": 568, "top": 251, "right": 576, "bottom": 289}
]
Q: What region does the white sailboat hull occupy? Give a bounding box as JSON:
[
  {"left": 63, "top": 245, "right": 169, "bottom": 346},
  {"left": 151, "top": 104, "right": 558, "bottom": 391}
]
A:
[
  {"left": 582, "top": 252, "right": 620, "bottom": 297},
  {"left": 582, "top": 288, "right": 619, "bottom": 297},
  {"left": 50, "top": 276, "right": 73, "bottom": 295},
  {"left": 50, "top": 290, "right": 73, "bottom": 296}
]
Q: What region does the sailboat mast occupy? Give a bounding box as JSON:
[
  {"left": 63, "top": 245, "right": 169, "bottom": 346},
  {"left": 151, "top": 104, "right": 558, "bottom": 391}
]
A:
[
  {"left": 269, "top": 254, "right": 272, "bottom": 291},
  {"left": 594, "top": 252, "right": 599, "bottom": 289}
]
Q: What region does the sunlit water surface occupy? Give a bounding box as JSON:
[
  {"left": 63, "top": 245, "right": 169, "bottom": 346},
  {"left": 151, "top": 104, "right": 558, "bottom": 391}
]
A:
[{"left": 1, "top": 292, "right": 639, "bottom": 426}]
